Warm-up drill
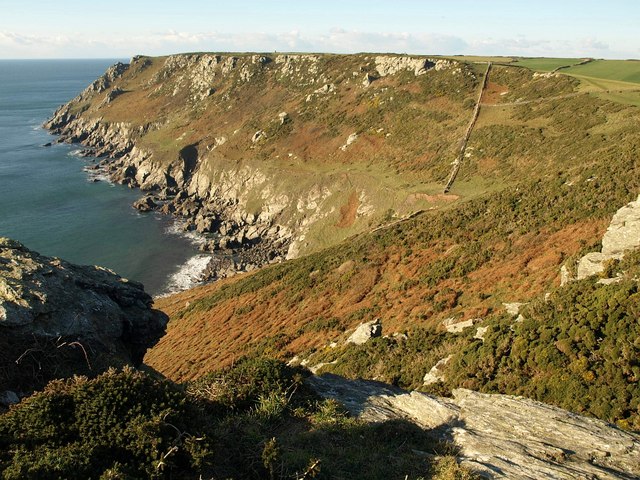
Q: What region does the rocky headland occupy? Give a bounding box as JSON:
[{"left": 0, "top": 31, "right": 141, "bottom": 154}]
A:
[
  {"left": 0, "top": 237, "right": 166, "bottom": 397},
  {"left": 44, "top": 53, "right": 475, "bottom": 283}
]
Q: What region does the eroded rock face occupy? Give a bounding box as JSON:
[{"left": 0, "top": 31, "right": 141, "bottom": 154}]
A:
[
  {"left": 308, "top": 374, "right": 640, "bottom": 479},
  {"left": 0, "top": 238, "right": 167, "bottom": 391},
  {"left": 43, "top": 54, "right": 465, "bottom": 281}
]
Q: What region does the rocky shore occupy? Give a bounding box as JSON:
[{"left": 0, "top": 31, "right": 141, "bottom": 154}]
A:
[{"left": 45, "top": 100, "right": 290, "bottom": 284}]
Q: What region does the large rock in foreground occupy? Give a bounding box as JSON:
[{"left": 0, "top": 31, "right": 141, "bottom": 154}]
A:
[
  {"left": 308, "top": 374, "right": 640, "bottom": 479},
  {"left": 0, "top": 238, "right": 167, "bottom": 392}
]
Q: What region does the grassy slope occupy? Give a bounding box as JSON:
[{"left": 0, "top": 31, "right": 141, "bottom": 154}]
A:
[
  {"left": 80, "top": 53, "right": 498, "bottom": 254},
  {"left": 146, "top": 62, "right": 640, "bottom": 404},
  {"left": 513, "top": 57, "right": 640, "bottom": 106},
  {"left": 564, "top": 59, "right": 640, "bottom": 84},
  {"left": 513, "top": 57, "right": 583, "bottom": 72}
]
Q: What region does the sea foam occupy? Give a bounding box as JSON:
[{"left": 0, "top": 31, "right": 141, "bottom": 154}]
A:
[{"left": 157, "top": 254, "right": 211, "bottom": 297}]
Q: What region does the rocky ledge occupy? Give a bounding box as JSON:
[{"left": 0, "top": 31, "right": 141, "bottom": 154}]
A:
[
  {"left": 308, "top": 374, "right": 640, "bottom": 479},
  {"left": 0, "top": 238, "right": 167, "bottom": 395}
]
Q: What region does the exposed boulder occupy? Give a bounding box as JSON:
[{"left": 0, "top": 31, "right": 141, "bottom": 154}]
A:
[
  {"left": 441, "top": 317, "right": 480, "bottom": 333},
  {"left": 340, "top": 132, "right": 358, "bottom": 151},
  {"left": 133, "top": 195, "right": 158, "bottom": 212},
  {"left": 503, "top": 302, "right": 527, "bottom": 316},
  {"left": 251, "top": 130, "right": 266, "bottom": 143},
  {"left": 308, "top": 374, "right": 640, "bottom": 479},
  {"left": 346, "top": 319, "right": 382, "bottom": 345},
  {"left": 362, "top": 73, "right": 377, "bottom": 87},
  {"left": 0, "top": 390, "right": 19, "bottom": 407},
  {"left": 0, "top": 238, "right": 167, "bottom": 392},
  {"left": 473, "top": 326, "right": 488, "bottom": 341},
  {"left": 374, "top": 56, "right": 435, "bottom": 77},
  {"left": 100, "top": 87, "right": 124, "bottom": 106},
  {"left": 572, "top": 194, "right": 640, "bottom": 280},
  {"left": 277, "top": 112, "right": 289, "bottom": 125}
]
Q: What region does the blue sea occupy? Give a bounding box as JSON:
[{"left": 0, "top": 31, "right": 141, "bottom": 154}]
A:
[{"left": 0, "top": 59, "right": 205, "bottom": 296}]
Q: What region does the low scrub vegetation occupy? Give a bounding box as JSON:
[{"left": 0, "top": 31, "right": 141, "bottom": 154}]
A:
[{"left": 0, "top": 359, "right": 477, "bottom": 479}]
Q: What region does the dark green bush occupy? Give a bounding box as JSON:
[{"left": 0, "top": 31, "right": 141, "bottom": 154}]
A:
[
  {"left": 187, "top": 356, "right": 304, "bottom": 412},
  {"left": 0, "top": 368, "right": 209, "bottom": 479},
  {"left": 444, "top": 277, "right": 640, "bottom": 431}
]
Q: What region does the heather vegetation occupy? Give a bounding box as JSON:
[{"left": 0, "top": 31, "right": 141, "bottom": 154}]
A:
[{"left": 0, "top": 360, "right": 476, "bottom": 479}]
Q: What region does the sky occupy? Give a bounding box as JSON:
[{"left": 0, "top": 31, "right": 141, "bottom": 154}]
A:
[{"left": 0, "top": 0, "right": 638, "bottom": 59}]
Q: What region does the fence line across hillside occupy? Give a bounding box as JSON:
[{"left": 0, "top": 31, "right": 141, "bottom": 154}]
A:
[{"left": 443, "top": 62, "right": 492, "bottom": 193}]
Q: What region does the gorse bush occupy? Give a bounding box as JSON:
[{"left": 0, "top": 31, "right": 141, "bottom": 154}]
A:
[
  {"left": 187, "top": 356, "right": 304, "bottom": 412},
  {"left": 0, "top": 367, "right": 209, "bottom": 479},
  {"left": 443, "top": 272, "right": 640, "bottom": 431}
]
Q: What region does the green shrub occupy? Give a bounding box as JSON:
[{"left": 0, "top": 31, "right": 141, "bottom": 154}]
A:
[
  {"left": 443, "top": 277, "right": 640, "bottom": 431},
  {"left": 187, "top": 356, "right": 304, "bottom": 412},
  {"left": 0, "top": 368, "right": 209, "bottom": 479}
]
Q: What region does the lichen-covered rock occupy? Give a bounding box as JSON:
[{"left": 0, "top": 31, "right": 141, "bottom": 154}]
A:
[
  {"left": 423, "top": 355, "right": 452, "bottom": 385},
  {"left": 375, "top": 55, "right": 434, "bottom": 76},
  {"left": 0, "top": 238, "right": 167, "bottom": 391},
  {"left": 308, "top": 374, "right": 640, "bottom": 479}
]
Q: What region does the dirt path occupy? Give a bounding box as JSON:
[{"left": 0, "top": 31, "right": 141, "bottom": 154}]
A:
[{"left": 481, "top": 91, "right": 583, "bottom": 107}]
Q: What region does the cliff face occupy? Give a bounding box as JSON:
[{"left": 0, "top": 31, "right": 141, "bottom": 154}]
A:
[
  {"left": 44, "top": 53, "right": 479, "bottom": 279},
  {"left": 0, "top": 238, "right": 166, "bottom": 393}
]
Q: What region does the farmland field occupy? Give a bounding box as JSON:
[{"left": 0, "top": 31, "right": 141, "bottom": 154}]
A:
[
  {"left": 512, "top": 57, "right": 583, "bottom": 72},
  {"left": 562, "top": 59, "right": 640, "bottom": 84}
]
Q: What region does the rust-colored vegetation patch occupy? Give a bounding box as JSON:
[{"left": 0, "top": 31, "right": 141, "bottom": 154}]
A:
[
  {"left": 336, "top": 191, "right": 359, "bottom": 227},
  {"left": 145, "top": 207, "right": 611, "bottom": 383},
  {"left": 481, "top": 81, "right": 509, "bottom": 105}
]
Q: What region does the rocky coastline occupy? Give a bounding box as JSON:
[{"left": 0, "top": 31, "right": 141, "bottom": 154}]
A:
[
  {"left": 42, "top": 53, "right": 467, "bottom": 287},
  {"left": 44, "top": 62, "right": 291, "bottom": 284}
]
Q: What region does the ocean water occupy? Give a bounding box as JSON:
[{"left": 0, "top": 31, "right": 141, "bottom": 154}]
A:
[{"left": 0, "top": 59, "right": 204, "bottom": 296}]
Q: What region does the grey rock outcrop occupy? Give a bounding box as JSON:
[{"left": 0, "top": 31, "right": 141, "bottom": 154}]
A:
[
  {"left": 375, "top": 56, "right": 435, "bottom": 77},
  {"left": 442, "top": 317, "right": 480, "bottom": 333},
  {"left": 0, "top": 390, "right": 19, "bottom": 407},
  {"left": 308, "top": 374, "right": 640, "bottom": 479},
  {"left": 423, "top": 355, "right": 452, "bottom": 385},
  {"left": 0, "top": 238, "right": 167, "bottom": 391},
  {"left": 100, "top": 87, "right": 124, "bottom": 106},
  {"left": 346, "top": 319, "right": 382, "bottom": 345},
  {"left": 503, "top": 302, "right": 527, "bottom": 316},
  {"left": 574, "top": 194, "right": 640, "bottom": 280}
]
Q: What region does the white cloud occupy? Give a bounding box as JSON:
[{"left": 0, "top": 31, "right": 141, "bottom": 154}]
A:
[{"left": 0, "top": 29, "right": 634, "bottom": 59}]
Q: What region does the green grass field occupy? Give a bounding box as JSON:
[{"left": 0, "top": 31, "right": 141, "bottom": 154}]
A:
[
  {"left": 513, "top": 58, "right": 640, "bottom": 106},
  {"left": 513, "top": 58, "right": 583, "bottom": 72},
  {"left": 564, "top": 59, "right": 640, "bottom": 84}
]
